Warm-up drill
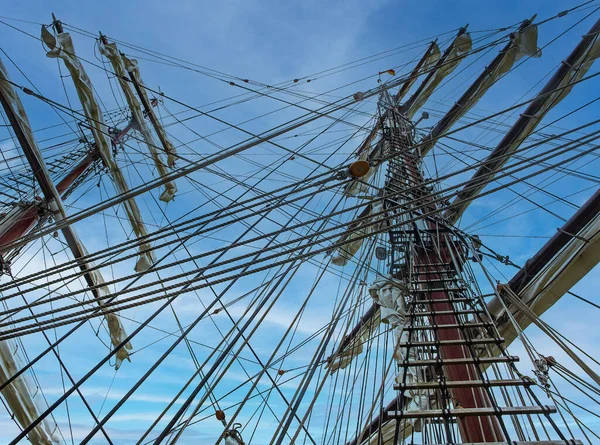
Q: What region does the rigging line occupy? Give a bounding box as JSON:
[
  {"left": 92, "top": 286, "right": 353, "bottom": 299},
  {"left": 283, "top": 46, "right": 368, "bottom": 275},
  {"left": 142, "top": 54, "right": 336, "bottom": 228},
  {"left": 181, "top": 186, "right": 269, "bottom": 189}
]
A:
[
  {"left": 432, "top": 4, "right": 600, "bottom": 180},
  {"left": 107, "top": 202, "right": 345, "bottom": 444},
  {"left": 0, "top": 142, "right": 360, "bottom": 320},
  {"left": 149, "top": 178, "right": 352, "bottom": 440},
  {"left": 5, "top": 118, "right": 599, "bottom": 314},
  {"left": 5, "top": 105, "right": 600, "bottom": 298},
  {"left": 0, "top": 164, "right": 342, "bottom": 298},
  {"left": 124, "top": 154, "right": 324, "bottom": 445},
  {"left": 8, "top": 130, "right": 600, "bottom": 354},
  {"left": 0, "top": 46, "right": 79, "bottom": 137},
  {"left": 3, "top": 107, "right": 596, "bottom": 296},
  {"left": 11, "top": 258, "right": 114, "bottom": 444},
  {"left": 11, "top": 18, "right": 506, "bottom": 161},
  {"left": 212, "top": 246, "right": 366, "bottom": 443},
  {"left": 81, "top": 164, "right": 348, "bottom": 443},
  {"left": 465, "top": 182, "right": 598, "bottom": 234},
  {"left": 436, "top": 141, "right": 569, "bottom": 222},
  {"left": 444, "top": 134, "right": 600, "bottom": 184},
  {"left": 71, "top": 21, "right": 453, "bottom": 83},
  {"left": 5, "top": 61, "right": 599, "bottom": 254},
  {"left": 0, "top": 139, "right": 588, "bottom": 332}
]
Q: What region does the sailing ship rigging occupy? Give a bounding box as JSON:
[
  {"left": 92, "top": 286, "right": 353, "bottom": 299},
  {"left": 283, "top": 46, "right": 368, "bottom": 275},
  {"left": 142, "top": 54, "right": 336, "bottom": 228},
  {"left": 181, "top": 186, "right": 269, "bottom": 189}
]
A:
[{"left": 0, "top": 2, "right": 599, "bottom": 444}]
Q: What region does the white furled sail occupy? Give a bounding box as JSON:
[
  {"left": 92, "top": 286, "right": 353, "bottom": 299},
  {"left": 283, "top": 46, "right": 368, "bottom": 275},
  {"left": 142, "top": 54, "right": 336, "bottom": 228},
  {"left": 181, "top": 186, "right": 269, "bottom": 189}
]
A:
[
  {"left": 493, "top": 211, "right": 600, "bottom": 349},
  {"left": 445, "top": 33, "right": 600, "bottom": 224},
  {"left": 99, "top": 41, "right": 177, "bottom": 202},
  {"left": 122, "top": 54, "right": 179, "bottom": 169},
  {"left": 359, "top": 276, "right": 427, "bottom": 445},
  {"left": 0, "top": 340, "right": 60, "bottom": 444},
  {"left": 328, "top": 310, "right": 381, "bottom": 373},
  {"left": 40, "top": 27, "right": 155, "bottom": 272},
  {"left": 417, "top": 23, "right": 540, "bottom": 158},
  {"left": 0, "top": 57, "right": 132, "bottom": 369},
  {"left": 331, "top": 203, "right": 383, "bottom": 266},
  {"left": 406, "top": 32, "right": 473, "bottom": 119},
  {"left": 0, "top": 58, "right": 58, "bottom": 445}
]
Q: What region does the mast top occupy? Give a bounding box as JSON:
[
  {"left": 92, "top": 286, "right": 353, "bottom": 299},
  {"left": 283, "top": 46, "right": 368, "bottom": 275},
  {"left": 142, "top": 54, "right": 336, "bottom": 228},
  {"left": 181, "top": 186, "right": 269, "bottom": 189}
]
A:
[{"left": 51, "top": 13, "right": 63, "bottom": 34}]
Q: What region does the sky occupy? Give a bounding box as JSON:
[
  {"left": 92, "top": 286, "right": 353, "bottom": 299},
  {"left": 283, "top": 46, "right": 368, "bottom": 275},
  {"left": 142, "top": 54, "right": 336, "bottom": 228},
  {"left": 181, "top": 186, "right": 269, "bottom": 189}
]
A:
[{"left": 0, "top": 0, "right": 599, "bottom": 444}]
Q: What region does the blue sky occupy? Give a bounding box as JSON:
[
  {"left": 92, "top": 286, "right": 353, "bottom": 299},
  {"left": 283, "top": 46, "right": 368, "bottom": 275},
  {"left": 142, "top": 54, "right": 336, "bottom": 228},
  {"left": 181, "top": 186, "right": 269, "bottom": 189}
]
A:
[{"left": 0, "top": 0, "right": 599, "bottom": 444}]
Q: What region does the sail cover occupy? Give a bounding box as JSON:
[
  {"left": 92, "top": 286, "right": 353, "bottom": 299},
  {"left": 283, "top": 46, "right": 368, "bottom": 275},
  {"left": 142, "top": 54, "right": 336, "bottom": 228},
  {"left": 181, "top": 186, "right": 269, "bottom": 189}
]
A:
[
  {"left": 445, "top": 35, "right": 600, "bottom": 224},
  {"left": 100, "top": 42, "right": 177, "bottom": 202},
  {"left": 494, "top": 211, "right": 600, "bottom": 348},
  {"left": 417, "top": 24, "right": 540, "bottom": 158},
  {"left": 0, "top": 340, "right": 61, "bottom": 444},
  {"left": 328, "top": 310, "right": 381, "bottom": 373},
  {"left": 406, "top": 32, "right": 473, "bottom": 119},
  {"left": 0, "top": 57, "right": 132, "bottom": 369},
  {"left": 330, "top": 203, "right": 384, "bottom": 266},
  {"left": 122, "top": 54, "right": 179, "bottom": 169},
  {"left": 41, "top": 27, "right": 155, "bottom": 272}
]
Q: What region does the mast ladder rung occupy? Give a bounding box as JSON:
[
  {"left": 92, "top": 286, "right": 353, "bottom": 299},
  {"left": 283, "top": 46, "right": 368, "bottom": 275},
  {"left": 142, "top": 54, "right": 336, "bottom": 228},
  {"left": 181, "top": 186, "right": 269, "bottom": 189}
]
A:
[
  {"left": 410, "top": 270, "right": 456, "bottom": 276},
  {"left": 394, "top": 378, "right": 533, "bottom": 390},
  {"left": 421, "top": 441, "right": 583, "bottom": 445},
  {"left": 414, "top": 262, "right": 451, "bottom": 267},
  {"left": 399, "top": 355, "right": 520, "bottom": 367},
  {"left": 408, "top": 298, "right": 471, "bottom": 304},
  {"left": 387, "top": 405, "right": 557, "bottom": 419},
  {"left": 397, "top": 337, "right": 504, "bottom": 347},
  {"left": 413, "top": 287, "right": 469, "bottom": 293},
  {"left": 406, "top": 322, "right": 493, "bottom": 330},
  {"left": 411, "top": 278, "right": 461, "bottom": 284},
  {"left": 408, "top": 309, "right": 483, "bottom": 316}
]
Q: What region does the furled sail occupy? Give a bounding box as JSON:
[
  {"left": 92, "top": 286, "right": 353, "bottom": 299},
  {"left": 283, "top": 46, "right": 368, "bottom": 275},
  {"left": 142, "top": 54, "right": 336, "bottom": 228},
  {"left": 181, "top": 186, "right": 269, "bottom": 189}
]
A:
[
  {"left": 100, "top": 41, "right": 177, "bottom": 202},
  {"left": 416, "top": 22, "right": 540, "bottom": 158},
  {"left": 491, "top": 195, "right": 600, "bottom": 350},
  {"left": 445, "top": 22, "right": 600, "bottom": 224},
  {"left": 40, "top": 27, "right": 155, "bottom": 272},
  {"left": 0, "top": 340, "right": 60, "bottom": 444},
  {"left": 354, "top": 276, "right": 427, "bottom": 445},
  {"left": 405, "top": 32, "right": 473, "bottom": 119},
  {"left": 328, "top": 309, "right": 381, "bottom": 373},
  {"left": 122, "top": 54, "right": 179, "bottom": 169},
  {"left": 0, "top": 57, "right": 133, "bottom": 369},
  {"left": 330, "top": 203, "right": 384, "bottom": 266}
]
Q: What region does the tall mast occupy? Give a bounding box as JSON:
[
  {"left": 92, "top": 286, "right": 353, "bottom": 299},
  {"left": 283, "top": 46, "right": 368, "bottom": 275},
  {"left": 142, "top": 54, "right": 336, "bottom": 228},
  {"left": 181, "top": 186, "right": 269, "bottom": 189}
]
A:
[{"left": 354, "top": 40, "right": 439, "bottom": 158}]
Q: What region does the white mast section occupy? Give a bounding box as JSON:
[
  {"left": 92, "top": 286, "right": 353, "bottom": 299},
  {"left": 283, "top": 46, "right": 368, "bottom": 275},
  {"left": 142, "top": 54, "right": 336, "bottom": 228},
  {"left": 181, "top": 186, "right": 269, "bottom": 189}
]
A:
[
  {"left": 99, "top": 40, "right": 177, "bottom": 202},
  {"left": 445, "top": 21, "right": 600, "bottom": 224},
  {"left": 122, "top": 54, "right": 179, "bottom": 169},
  {"left": 40, "top": 26, "right": 155, "bottom": 272},
  {"left": 416, "top": 20, "right": 540, "bottom": 158},
  {"left": 405, "top": 32, "right": 472, "bottom": 119},
  {"left": 0, "top": 57, "right": 133, "bottom": 371}
]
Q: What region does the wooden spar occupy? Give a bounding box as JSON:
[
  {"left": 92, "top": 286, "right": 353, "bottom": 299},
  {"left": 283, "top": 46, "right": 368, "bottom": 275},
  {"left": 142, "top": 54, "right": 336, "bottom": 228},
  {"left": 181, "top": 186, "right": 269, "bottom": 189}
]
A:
[
  {"left": 345, "top": 396, "right": 405, "bottom": 445},
  {"left": 395, "top": 40, "right": 439, "bottom": 104},
  {"left": 355, "top": 39, "right": 439, "bottom": 156},
  {"left": 399, "top": 25, "right": 468, "bottom": 115},
  {"left": 0, "top": 63, "right": 96, "bottom": 278},
  {"left": 509, "top": 189, "right": 600, "bottom": 294},
  {"left": 125, "top": 62, "right": 173, "bottom": 160},
  {"left": 416, "top": 18, "right": 534, "bottom": 159},
  {"left": 445, "top": 17, "right": 600, "bottom": 224},
  {"left": 484, "top": 187, "right": 600, "bottom": 324}
]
